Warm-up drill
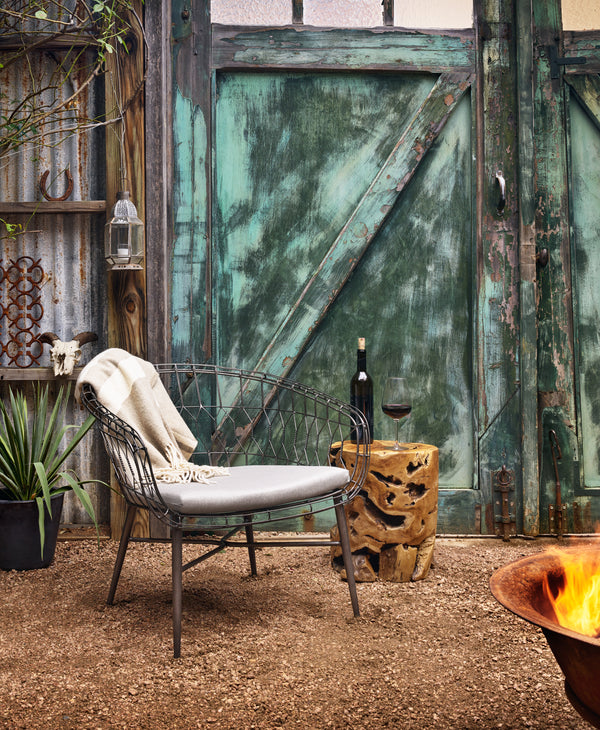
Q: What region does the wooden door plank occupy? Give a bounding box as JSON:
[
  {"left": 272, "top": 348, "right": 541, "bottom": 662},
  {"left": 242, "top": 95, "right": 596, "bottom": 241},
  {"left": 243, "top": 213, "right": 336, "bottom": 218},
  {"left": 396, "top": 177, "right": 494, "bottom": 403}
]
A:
[
  {"left": 565, "top": 98, "right": 600, "bottom": 491},
  {"left": 533, "top": 0, "right": 578, "bottom": 534},
  {"left": 516, "top": 0, "right": 540, "bottom": 535},
  {"left": 171, "top": 0, "right": 213, "bottom": 364},
  {"left": 563, "top": 31, "right": 600, "bottom": 74},
  {"left": 475, "top": 0, "right": 522, "bottom": 535},
  {"left": 212, "top": 26, "right": 475, "bottom": 73},
  {"left": 145, "top": 0, "right": 173, "bottom": 366},
  {"left": 251, "top": 71, "right": 473, "bottom": 380}
]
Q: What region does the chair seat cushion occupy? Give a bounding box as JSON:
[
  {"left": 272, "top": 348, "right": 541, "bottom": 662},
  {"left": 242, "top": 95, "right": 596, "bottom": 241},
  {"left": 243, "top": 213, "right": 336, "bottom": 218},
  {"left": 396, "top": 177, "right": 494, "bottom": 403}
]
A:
[{"left": 155, "top": 464, "right": 350, "bottom": 514}]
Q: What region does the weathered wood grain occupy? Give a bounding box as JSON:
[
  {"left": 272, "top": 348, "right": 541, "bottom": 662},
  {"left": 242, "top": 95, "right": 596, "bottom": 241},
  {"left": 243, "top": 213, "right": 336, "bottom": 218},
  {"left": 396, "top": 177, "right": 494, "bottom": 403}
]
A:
[
  {"left": 145, "top": 0, "right": 173, "bottom": 366},
  {"left": 565, "top": 74, "right": 600, "bottom": 131},
  {"left": 0, "top": 202, "right": 106, "bottom": 214},
  {"left": 516, "top": 0, "right": 540, "bottom": 535},
  {"left": 563, "top": 31, "right": 600, "bottom": 74},
  {"left": 249, "top": 71, "right": 473, "bottom": 380},
  {"left": 566, "top": 92, "right": 600, "bottom": 489},
  {"left": 331, "top": 441, "right": 438, "bottom": 582},
  {"left": 475, "top": 0, "right": 522, "bottom": 534},
  {"left": 105, "top": 0, "right": 148, "bottom": 539},
  {"left": 170, "top": 0, "right": 212, "bottom": 363},
  {"left": 212, "top": 26, "right": 475, "bottom": 73},
  {"left": 533, "top": 0, "right": 578, "bottom": 533}
]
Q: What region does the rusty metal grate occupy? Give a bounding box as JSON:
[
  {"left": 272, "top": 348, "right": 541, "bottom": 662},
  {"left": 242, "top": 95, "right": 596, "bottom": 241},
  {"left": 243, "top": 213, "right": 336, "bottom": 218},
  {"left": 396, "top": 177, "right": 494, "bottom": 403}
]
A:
[{"left": 0, "top": 256, "right": 44, "bottom": 367}]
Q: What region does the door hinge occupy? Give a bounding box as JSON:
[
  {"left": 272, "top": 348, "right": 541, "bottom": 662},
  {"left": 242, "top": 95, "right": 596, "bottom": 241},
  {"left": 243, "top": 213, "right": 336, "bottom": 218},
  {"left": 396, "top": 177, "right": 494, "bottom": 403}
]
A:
[
  {"left": 549, "top": 45, "right": 586, "bottom": 79},
  {"left": 494, "top": 465, "right": 516, "bottom": 541}
]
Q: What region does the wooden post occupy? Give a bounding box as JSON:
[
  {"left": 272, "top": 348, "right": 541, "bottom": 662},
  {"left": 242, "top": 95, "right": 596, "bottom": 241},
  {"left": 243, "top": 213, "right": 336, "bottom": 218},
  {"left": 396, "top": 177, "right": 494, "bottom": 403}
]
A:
[
  {"left": 532, "top": 0, "right": 579, "bottom": 534},
  {"left": 105, "top": 0, "right": 148, "bottom": 538},
  {"left": 474, "top": 0, "right": 522, "bottom": 535},
  {"left": 515, "top": 0, "right": 540, "bottom": 535},
  {"left": 145, "top": 0, "right": 172, "bottom": 366}
]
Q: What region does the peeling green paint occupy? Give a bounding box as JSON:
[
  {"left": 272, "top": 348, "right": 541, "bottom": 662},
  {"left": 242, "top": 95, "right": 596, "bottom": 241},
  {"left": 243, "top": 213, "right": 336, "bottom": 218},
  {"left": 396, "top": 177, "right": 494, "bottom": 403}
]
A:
[
  {"left": 172, "top": 88, "right": 209, "bottom": 361},
  {"left": 212, "top": 27, "right": 475, "bottom": 72},
  {"left": 569, "top": 95, "right": 600, "bottom": 487},
  {"left": 168, "top": 0, "right": 600, "bottom": 533}
]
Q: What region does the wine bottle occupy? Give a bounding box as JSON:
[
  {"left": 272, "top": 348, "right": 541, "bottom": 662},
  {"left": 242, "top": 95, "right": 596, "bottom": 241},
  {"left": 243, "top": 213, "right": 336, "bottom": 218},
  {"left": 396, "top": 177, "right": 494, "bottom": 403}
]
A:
[{"left": 350, "top": 336, "right": 374, "bottom": 443}]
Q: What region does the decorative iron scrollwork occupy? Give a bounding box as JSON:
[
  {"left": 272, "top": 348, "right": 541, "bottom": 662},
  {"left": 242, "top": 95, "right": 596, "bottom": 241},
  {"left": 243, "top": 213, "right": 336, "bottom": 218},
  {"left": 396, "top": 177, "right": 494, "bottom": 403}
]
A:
[{"left": 0, "top": 256, "right": 45, "bottom": 367}]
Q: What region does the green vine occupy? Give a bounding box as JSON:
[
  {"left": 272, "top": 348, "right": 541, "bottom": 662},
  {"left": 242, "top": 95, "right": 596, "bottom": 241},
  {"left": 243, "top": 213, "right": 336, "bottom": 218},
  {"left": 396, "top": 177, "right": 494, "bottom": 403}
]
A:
[
  {"left": 0, "top": 1, "right": 142, "bottom": 160},
  {"left": 0, "top": 218, "right": 23, "bottom": 240}
]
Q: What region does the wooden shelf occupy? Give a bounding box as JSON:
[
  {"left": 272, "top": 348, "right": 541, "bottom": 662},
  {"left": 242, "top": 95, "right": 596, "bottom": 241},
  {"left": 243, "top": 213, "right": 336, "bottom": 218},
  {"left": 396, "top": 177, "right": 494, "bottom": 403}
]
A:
[
  {"left": 0, "top": 33, "right": 95, "bottom": 52},
  {"left": 0, "top": 367, "right": 82, "bottom": 382},
  {"left": 0, "top": 201, "right": 106, "bottom": 215}
]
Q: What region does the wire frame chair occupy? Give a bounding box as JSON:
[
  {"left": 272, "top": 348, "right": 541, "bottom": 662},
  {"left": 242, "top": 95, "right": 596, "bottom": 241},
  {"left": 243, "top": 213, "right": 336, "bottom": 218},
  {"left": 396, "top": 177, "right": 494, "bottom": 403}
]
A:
[{"left": 80, "top": 363, "right": 370, "bottom": 657}]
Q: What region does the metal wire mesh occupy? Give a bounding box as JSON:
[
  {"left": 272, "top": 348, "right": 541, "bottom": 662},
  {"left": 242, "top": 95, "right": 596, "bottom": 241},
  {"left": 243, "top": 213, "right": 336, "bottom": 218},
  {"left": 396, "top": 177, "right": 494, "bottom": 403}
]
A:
[{"left": 81, "top": 363, "right": 370, "bottom": 530}]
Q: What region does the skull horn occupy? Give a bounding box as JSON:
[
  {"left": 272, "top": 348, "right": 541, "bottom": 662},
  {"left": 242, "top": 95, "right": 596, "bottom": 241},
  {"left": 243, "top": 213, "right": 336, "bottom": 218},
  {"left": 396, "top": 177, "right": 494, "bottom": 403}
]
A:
[
  {"left": 39, "top": 332, "right": 60, "bottom": 346},
  {"left": 72, "top": 332, "right": 98, "bottom": 346}
]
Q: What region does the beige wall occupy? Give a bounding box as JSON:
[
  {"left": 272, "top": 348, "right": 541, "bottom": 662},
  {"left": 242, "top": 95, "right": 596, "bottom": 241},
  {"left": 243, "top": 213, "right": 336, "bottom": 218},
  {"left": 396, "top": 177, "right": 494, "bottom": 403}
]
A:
[
  {"left": 394, "top": 0, "right": 472, "bottom": 28},
  {"left": 211, "top": 0, "right": 473, "bottom": 27},
  {"left": 211, "top": 1, "right": 598, "bottom": 32},
  {"left": 562, "top": 0, "right": 600, "bottom": 30}
]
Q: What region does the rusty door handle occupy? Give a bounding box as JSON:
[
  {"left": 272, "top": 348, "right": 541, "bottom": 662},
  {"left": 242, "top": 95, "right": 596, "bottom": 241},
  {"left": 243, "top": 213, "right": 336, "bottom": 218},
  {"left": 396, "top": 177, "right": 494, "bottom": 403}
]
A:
[{"left": 495, "top": 171, "right": 506, "bottom": 214}]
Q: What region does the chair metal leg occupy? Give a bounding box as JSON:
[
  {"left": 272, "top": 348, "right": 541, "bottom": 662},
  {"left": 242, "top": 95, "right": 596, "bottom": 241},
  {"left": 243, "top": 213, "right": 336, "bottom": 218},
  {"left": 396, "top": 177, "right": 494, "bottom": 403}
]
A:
[
  {"left": 172, "top": 527, "right": 183, "bottom": 658},
  {"left": 244, "top": 518, "right": 257, "bottom": 576},
  {"left": 334, "top": 501, "right": 360, "bottom": 618},
  {"left": 107, "top": 503, "right": 137, "bottom": 605}
]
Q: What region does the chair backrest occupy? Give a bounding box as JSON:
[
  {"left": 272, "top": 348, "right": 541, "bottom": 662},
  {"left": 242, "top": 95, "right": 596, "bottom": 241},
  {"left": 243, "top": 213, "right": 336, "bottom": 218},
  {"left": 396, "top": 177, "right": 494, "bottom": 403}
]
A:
[
  {"left": 155, "top": 363, "right": 368, "bottom": 472},
  {"left": 81, "top": 364, "right": 370, "bottom": 527},
  {"left": 79, "top": 383, "right": 169, "bottom": 514}
]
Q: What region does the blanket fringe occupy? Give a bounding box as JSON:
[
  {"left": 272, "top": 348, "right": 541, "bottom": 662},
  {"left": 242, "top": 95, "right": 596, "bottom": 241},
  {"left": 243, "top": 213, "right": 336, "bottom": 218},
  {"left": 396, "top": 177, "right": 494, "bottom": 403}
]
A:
[
  {"left": 156, "top": 443, "right": 229, "bottom": 483},
  {"left": 155, "top": 462, "right": 230, "bottom": 484}
]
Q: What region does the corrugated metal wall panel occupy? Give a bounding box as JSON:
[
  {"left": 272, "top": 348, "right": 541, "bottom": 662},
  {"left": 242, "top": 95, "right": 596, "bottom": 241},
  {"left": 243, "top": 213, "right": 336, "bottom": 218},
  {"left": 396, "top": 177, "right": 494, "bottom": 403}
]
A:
[{"left": 0, "top": 46, "right": 109, "bottom": 525}]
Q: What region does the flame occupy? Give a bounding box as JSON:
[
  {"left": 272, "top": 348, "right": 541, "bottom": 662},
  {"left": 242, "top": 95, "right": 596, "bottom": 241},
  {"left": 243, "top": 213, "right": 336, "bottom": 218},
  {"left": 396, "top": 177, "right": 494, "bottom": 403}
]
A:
[{"left": 542, "top": 547, "right": 600, "bottom": 638}]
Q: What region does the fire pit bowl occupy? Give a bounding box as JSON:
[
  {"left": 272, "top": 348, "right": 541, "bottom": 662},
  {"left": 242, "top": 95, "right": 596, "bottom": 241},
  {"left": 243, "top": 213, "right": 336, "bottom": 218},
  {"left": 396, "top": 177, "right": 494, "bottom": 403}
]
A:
[{"left": 490, "top": 548, "right": 600, "bottom": 728}]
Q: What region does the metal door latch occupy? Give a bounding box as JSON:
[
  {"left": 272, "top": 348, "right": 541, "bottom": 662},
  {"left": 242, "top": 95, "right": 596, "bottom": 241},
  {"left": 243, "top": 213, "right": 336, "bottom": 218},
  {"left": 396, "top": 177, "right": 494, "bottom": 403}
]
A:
[
  {"left": 548, "top": 429, "right": 567, "bottom": 536},
  {"left": 494, "top": 465, "right": 515, "bottom": 541}
]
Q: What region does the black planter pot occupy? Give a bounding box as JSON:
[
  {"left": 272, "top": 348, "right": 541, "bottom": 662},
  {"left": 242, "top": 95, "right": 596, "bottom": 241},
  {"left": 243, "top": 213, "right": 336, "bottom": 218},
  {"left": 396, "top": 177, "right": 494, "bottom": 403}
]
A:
[{"left": 0, "top": 491, "right": 64, "bottom": 571}]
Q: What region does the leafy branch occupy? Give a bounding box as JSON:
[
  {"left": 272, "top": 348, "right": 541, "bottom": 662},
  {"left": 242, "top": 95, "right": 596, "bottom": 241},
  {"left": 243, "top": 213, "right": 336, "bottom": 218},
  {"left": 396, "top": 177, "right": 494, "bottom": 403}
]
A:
[{"left": 0, "top": 1, "right": 143, "bottom": 162}]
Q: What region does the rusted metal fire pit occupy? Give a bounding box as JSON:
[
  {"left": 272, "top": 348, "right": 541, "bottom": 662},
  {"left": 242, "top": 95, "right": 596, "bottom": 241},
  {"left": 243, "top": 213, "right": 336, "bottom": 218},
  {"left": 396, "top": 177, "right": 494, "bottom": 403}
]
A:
[{"left": 490, "top": 548, "right": 600, "bottom": 728}]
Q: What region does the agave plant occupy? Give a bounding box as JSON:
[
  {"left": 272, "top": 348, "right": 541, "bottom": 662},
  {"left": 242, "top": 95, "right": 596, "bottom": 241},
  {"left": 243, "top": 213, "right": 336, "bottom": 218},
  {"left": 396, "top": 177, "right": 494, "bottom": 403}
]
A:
[{"left": 0, "top": 383, "right": 99, "bottom": 553}]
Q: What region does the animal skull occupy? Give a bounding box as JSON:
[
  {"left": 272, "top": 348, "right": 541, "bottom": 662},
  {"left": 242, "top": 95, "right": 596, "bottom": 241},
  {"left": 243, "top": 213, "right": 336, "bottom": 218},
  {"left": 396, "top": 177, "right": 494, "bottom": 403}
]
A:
[{"left": 39, "top": 331, "right": 98, "bottom": 376}]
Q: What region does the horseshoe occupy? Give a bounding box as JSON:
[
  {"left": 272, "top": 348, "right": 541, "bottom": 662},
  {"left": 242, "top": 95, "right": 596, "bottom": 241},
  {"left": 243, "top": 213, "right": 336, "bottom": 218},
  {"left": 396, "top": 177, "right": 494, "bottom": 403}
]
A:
[{"left": 39, "top": 169, "right": 74, "bottom": 201}]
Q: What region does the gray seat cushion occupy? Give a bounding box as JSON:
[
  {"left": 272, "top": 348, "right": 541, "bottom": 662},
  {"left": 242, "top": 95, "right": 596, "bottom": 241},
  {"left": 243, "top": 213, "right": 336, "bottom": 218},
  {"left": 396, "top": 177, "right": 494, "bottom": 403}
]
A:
[{"left": 155, "top": 464, "right": 349, "bottom": 514}]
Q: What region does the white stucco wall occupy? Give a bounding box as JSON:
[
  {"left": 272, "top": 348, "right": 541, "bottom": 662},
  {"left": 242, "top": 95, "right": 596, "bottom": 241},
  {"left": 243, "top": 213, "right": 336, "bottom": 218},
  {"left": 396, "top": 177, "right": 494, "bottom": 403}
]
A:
[
  {"left": 562, "top": 0, "right": 600, "bottom": 30},
  {"left": 211, "top": 0, "right": 473, "bottom": 28},
  {"left": 211, "top": 1, "right": 597, "bottom": 33}
]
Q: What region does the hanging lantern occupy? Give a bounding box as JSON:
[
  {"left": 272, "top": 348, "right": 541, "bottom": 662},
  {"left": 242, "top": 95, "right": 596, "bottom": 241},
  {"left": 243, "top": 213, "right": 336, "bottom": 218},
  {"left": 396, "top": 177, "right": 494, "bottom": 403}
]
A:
[{"left": 104, "top": 191, "right": 144, "bottom": 270}]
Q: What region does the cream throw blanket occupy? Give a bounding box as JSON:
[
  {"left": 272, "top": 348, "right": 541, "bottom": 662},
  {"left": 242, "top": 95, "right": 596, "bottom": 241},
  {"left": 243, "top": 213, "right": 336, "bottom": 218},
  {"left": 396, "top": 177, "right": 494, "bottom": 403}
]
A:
[{"left": 75, "top": 349, "right": 229, "bottom": 483}]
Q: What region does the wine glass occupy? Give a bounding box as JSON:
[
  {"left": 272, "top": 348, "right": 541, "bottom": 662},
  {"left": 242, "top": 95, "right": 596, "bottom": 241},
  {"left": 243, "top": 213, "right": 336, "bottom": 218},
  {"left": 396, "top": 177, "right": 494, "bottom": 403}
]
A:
[{"left": 381, "top": 377, "right": 412, "bottom": 451}]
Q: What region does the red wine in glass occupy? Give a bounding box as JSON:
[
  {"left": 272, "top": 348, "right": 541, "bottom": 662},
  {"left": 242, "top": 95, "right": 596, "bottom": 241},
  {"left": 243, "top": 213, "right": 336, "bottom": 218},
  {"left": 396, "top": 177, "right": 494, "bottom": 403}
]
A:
[
  {"left": 381, "top": 378, "right": 411, "bottom": 451},
  {"left": 381, "top": 404, "right": 412, "bottom": 420}
]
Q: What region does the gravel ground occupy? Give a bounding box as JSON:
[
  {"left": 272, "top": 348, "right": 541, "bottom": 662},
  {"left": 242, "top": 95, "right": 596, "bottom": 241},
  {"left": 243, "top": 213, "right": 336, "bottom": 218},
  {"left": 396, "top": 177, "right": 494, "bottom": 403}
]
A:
[{"left": 0, "top": 535, "right": 595, "bottom": 729}]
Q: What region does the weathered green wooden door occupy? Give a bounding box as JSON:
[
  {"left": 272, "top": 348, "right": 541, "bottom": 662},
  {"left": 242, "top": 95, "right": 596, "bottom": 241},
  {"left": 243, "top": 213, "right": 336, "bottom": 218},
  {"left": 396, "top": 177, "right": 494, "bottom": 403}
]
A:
[
  {"left": 527, "top": 0, "right": 600, "bottom": 534},
  {"left": 540, "top": 27, "right": 600, "bottom": 532},
  {"left": 214, "top": 68, "right": 474, "bottom": 524},
  {"left": 169, "top": 1, "right": 528, "bottom": 533}
]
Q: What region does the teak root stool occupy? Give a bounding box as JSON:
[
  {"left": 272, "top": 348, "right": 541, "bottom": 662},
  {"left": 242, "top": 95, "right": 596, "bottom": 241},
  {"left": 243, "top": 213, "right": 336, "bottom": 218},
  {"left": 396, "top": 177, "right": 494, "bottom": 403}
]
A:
[{"left": 331, "top": 441, "right": 439, "bottom": 582}]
